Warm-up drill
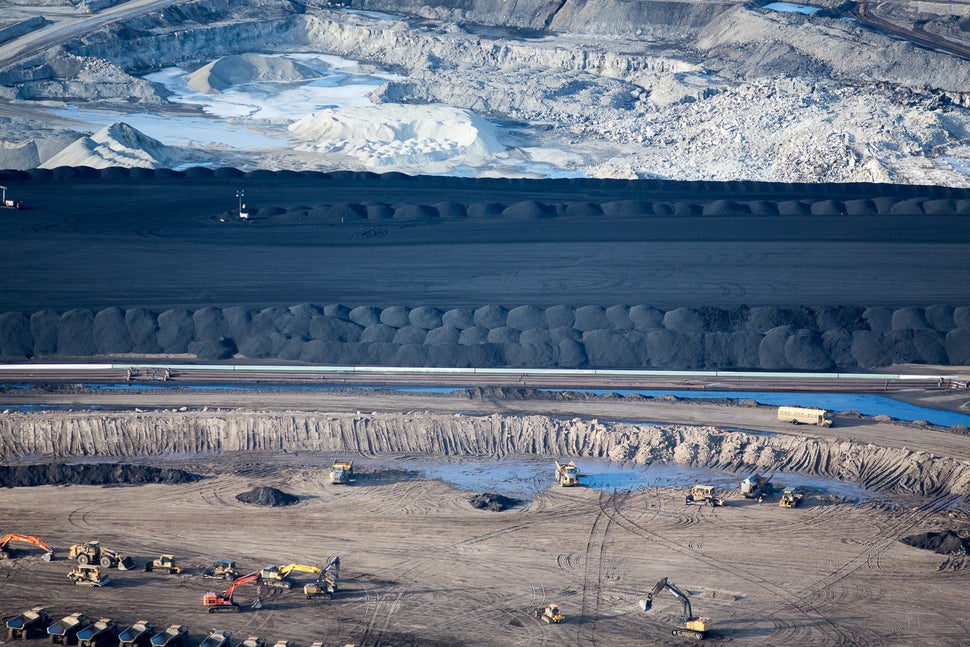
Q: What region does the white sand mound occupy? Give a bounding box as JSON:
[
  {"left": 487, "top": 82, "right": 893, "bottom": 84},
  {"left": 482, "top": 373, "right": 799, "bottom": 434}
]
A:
[
  {"left": 40, "top": 122, "right": 184, "bottom": 169},
  {"left": 288, "top": 103, "right": 505, "bottom": 173},
  {"left": 187, "top": 54, "right": 320, "bottom": 94}
]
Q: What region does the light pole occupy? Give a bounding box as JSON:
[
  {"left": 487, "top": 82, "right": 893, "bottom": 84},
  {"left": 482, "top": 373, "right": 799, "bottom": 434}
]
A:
[{"left": 236, "top": 189, "right": 248, "bottom": 219}]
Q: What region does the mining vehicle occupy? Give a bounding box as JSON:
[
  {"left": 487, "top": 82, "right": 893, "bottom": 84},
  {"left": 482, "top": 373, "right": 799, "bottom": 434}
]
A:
[
  {"left": 204, "top": 571, "right": 264, "bottom": 613},
  {"left": 6, "top": 606, "right": 51, "bottom": 639},
  {"left": 777, "top": 406, "right": 832, "bottom": 427},
  {"left": 76, "top": 618, "right": 118, "bottom": 647},
  {"left": 118, "top": 621, "right": 155, "bottom": 647},
  {"left": 640, "top": 576, "right": 712, "bottom": 640},
  {"left": 260, "top": 563, "right": 322, "bottom": 589},
  {"left": 149, "top": 625, "right": 188, "bottom": 647},
  {"left": 685, "top": 485, "right": 724, "bottom": 507},
  {"left": 329, "top": 460, "right": 354, "bottom": 484},
  {"left": 533, "top": 603, "right": 565, "bottom": 624},
  {"left": 204, "top": 559, "right": 239, "bottom": 580},
  {"left": 67, "top": 564, "right": 111, "bottom": 587},
  {"left": 0, "top": 533, "right": 54, "bottom": 561},
  {"left": 740, "top": 474, "right": 774, "bottom": 501},
  {"left": 200, "top": 629, "right": 232, "bottom": 647},
  {"left": 231, "top": 636, "right": 265, "bottom": 647},
  {"left": 779, "top": 487, "right": 804, "bottom": 508},
  {"left": 0, "top": 186, "right": 23, "bottom": 209},
  {"left": 70, "top": 541, "right": 135, "bottom": 570},
  {"left": 47, "top": 613, "right": 89, "bottom": 645},
  {"left": 304, "top": 556, "right": 340, "bottom": 600},
  {"left": 555, "top": 461, "right": 580, "bottom": 486},
  {"left": 145, "top": 554, "right": 182, "bottom": 574}
]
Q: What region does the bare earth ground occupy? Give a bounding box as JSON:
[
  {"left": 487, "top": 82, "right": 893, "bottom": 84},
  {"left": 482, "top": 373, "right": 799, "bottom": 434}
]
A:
[{"left": 2, "top": 392, "right": 970, "bottom": 647}]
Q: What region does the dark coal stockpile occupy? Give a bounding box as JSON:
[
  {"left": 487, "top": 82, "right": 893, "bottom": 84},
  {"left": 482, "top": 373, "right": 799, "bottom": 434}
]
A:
[
  {"left": 0, "top": 463, "right": 201, "bottom": 487},
  {"left": 900, "top": 530, "right": 970, "bottom": 554},
  {"left": 235, "top": 486, "right": 299, "bottom": 506},
  {"left": 468, "top": 492, "right": 523, "bottom": 511}
]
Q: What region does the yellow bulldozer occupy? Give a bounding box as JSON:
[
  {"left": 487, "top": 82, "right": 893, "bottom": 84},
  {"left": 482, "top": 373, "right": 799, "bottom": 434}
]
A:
[
  {"left": 67, "top": 564, "right": 112, "bottom": 587},
  {"left": 685, "top": 485, "right": 724, "bottom": 507},
  {"left": 145, "top": 555, "right": 182, "bottom": 574},
  {"left": 533, "top": 603, "right": 565, "bottom": 624}
]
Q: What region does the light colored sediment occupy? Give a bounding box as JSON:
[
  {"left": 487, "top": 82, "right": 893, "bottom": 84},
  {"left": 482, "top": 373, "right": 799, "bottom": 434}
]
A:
[{"left": 4, "top": 409, "right": 969, "bottom": 497}]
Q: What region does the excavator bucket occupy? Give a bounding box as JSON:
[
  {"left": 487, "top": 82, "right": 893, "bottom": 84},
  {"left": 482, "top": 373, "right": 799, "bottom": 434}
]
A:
[
  {"left": 41, "top": 552, "right": 52, "bottom": 562},
  {"left": 639, "top": 597, "right": 653, "bottom": 612}
]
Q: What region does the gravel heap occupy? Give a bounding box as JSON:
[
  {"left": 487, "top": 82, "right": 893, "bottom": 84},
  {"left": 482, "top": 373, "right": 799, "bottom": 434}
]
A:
[
  {"left": 0, "top": 463, "right": 200, "bottom": 487},
  {"left": 235, "top": 486, "right": 299, "bottom": 506},
  {"left": 899, "top": 530, "right": 970, "bottom": 555},
  {"left": 468, "top": 492, "right": 523, "bottom": 511}
]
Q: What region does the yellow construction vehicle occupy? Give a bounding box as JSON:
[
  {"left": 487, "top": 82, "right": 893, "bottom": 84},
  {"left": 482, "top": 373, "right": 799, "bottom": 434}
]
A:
[
  {"left": 779, "top": 487, "right": 804, "bottom": 508},
  {"left": 640, "top": 576, "right": 712, "bottom": 640},
  {"left": 77, "top": 618, "right": 118, "bottom": 647},
  {"left": 199, "top": 629, "right": 232, "bottom": 647},
  {"left": 118, "top": 620, "right": 155, "bottom": 647},
  {"left": 70, "top": 541, "right": 135, "bottom": 570},
  {"left": 68, "top": 564, "right": 112, "bottom": 587},
  {"left": 685, "top": 485, "right": 724, "bottom": 507},
  {"left": 6, "top": 606, "right": 51, "bottom": 640},
  {"left": 533, "top": 603, "right": 565, "bottom": 624},
  {"left": 555, "top": 461, "right": 580, "bottom": 487},
  {"left": 48, "top": 613, "right": 90, "bottom": 645},
  {"left": 260, "top": 563, "right": 321, "bottom": 589},
  {"left": 149, "top": 625, "right": 188, "bottom": 647},
  {"left": 329, "top": 460, "right": 354, "bottom": 485},
  {"left": 740, "top": 474, "right": 774, "bottom": 501},
  {"left": 304, "top": 556, "right": 340, "bottom": 600},
  {"left": 0, "top": 533, "right": 54, "bottom": 561},
  {"left": 145, "top": 554, "right": 182, "bottom": 574},
  {"left": 203, "top": 559, "right": 239, "bottom": 580}
]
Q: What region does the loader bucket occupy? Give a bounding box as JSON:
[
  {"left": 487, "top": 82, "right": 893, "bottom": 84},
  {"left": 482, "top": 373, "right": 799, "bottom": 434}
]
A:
[
  {"left": 120, "top": 556, "right": 135, "bottom": 570},
  {"left": 42, "top": 552, "right": 53, "bottom": 562}
]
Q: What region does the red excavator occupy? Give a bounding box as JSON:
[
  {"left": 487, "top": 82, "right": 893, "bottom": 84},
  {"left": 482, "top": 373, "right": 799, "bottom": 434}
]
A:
[
  {"left": 203, "top": 571, "right": 264, "bottom": 613},
  {"left": 0, "top": 533, "right": 54, "bottom": 561}
]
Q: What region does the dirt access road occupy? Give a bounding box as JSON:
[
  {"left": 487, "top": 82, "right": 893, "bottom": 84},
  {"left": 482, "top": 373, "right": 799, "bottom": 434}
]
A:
[{"left": 2, "top": 391, "right": 969, "bottom": 646}]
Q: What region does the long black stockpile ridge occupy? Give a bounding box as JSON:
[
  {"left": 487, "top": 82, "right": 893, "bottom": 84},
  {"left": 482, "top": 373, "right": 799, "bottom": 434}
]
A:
[{"left": 0, "top": 462, "right": 202, "bottom": 487}]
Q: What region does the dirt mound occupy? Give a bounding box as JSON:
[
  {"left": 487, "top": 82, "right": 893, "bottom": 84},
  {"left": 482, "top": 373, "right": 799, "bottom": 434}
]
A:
[
  {"left": 900, "top": 530, "right": 970, "bottom": 554},
  {"left": 468, "top": 492, "right": 523, "bottom": 511},
  {"left": 0, "top": 463, "right": 200, "bottom": 487},
  {"left": 235, "top": 486, "right": 299, "bottom": 506}
]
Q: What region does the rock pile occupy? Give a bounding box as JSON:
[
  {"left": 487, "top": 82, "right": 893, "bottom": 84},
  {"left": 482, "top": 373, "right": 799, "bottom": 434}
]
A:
[
  {"left": 900, "top": 530, "right": 970, "bottom": 554},
  {"left": 235, "top": 486, "right": 299, "bottom": 506},
  {"left": 468, "top": 492, "right": 523, "bottom": 511},
  {"left": 0, "top": 462, "right": 200, "bottom": 487}
]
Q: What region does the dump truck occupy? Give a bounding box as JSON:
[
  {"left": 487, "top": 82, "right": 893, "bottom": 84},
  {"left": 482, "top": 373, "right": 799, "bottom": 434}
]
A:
[
  {"left": 200, "top": 629, "right": 232, "bottom": 647},
  {"left": 0, "top": 186, "right": 23, "bottom": 209},
  {"left": 329, "top": 460, "right": 354, "bottom": 485},
  {"left": 740, "top": 474, "right": 774, "bottom": 501},
  {"left": 145, "top": 554, "right": 182, "bottom": 574},
  {"left": 6, "top": 606, "right": 51, "bottom": 640},
  {"left": 533, "top": 604, "right": 565, "bottom": 624},
  {"left": 76, "top": 618, "right": 118, "bottom": 647},
  {"left": 304, "top": 556, "right": 340, "bottom": 600},
  {"left": 685, "top": 485, "right": 724, "bottom": 507},
  {"left": 777, "top": 406, "right": 832, "bottom": 427},
  {"left": 68, "top": 564, "right": 112, "bottom": 587},
  {"left": 149, "top": 625, "right": 188, "bottom": 647},
  {"left": 47, "top": 613, "right": 89, "bottom": 645},
  {"left": 640, "top": 576, "right": 712, "bottom": 640},
  {"left": 70, "top": 541, "right": 135, "bottom": 570},
  {"left": 231, "top": 636, "right": 265, "bottom": 647},
  {"left": 260, "top": 563, "right": 321, "bottom": 589},
  {"left": 204, "top": 559, "right": 239, "bottom": 580},
  {"left": 118, "top": 621, "right": 155, "bottom": 647},
  {"left": 555, "top": 461, "right": 580, "bottom": 487},
  {"left": 0, "top": 533, "right": 54, "bottom": 561},
  {"left": 779, "top": 487, "right": 804, "bottom": 508}
]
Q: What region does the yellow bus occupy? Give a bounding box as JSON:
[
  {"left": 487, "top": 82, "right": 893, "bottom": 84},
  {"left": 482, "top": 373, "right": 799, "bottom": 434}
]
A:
[{"left": 777, "top": 406, "right": 832, "bottom": 427}]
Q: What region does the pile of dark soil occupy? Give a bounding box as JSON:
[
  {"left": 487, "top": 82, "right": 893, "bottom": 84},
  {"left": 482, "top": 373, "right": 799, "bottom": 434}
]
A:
[
  {"left": 900, "top": 530, "right": 970, "bottom": 554},
  {"left": 0, "top": 462, "right": 200, "bottom": 487},
  {"left": 235, "top": 486, "right": 299, "bottom": 506},
  {"left": 468, "top": 492, "right": 523, "bottom": 511}
]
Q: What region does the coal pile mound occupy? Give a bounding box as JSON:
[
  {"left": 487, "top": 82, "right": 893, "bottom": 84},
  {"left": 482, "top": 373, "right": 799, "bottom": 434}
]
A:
[
  {"left": 468, "top": 492, "right": 523, "bottom": 511},
  {"left": 235, "top": 486, "right": 299, "bottom": 506},
  {"left": 0, "top": 463, "right": 200, "bottom": 487},
  {"left": 900, "top": 530, "right": 970, "bottom": 554}
]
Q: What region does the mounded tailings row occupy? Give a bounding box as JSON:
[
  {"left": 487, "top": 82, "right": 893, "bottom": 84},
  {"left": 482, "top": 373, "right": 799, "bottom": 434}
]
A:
[
  {"left": 4, "top": 303, "right": 970, "bottom": 369},
  {"left": 0, "top": 463, "right": 200, "bottom": 487},
  {"left": 2, "top": 410, "right": 969, "bottom": 497}
]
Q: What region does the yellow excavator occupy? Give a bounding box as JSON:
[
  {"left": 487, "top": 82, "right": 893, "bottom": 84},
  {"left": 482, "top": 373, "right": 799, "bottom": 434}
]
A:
[
  {"left": 304, "top": 556, "right": 340, "bottom": 600},
  {"left": 640, "top": 577, "right": 712, "bottom": 640},
  {"left": 259, "top": 563, "right": 321, "bottom": 589}
]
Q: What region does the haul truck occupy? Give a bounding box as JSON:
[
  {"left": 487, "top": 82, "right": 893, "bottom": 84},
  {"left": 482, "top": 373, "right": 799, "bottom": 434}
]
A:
[{"left": 777, "top": 406, "right": 832, "bottom": 427}]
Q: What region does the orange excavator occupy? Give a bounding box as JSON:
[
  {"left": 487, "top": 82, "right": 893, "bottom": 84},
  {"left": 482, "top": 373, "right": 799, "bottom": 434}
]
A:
[
  {"left": 203, "top": 571, "right": 264, "bottom": 613},
  {"left": 0, "top": 534, "right": 54, "bottom": 561}
]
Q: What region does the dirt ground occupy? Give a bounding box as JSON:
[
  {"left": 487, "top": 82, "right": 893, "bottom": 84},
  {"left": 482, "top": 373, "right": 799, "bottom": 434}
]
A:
[{"left": 2, "top": 391, "right": 969, "bottom": 647}]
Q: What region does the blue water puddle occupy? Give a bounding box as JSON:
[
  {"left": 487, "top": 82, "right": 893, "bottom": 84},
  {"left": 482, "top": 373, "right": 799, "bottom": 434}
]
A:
[{"left": 388, "top": 457, "right": 872, "bottom": 502}]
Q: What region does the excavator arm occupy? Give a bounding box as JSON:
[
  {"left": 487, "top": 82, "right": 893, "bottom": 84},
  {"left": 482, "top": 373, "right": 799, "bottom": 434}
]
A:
[
  {"left": 224, "top": 571, "right": 262, "bottom": 598},
  {"left": 640, "top": 577, "right": 692, "bottom": 619},
  {"left": 279, "top": 563, "right": 322, "bottom": 578},
  {"left": 0, "top": 533, "right": 54, "bottom": 560}
]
